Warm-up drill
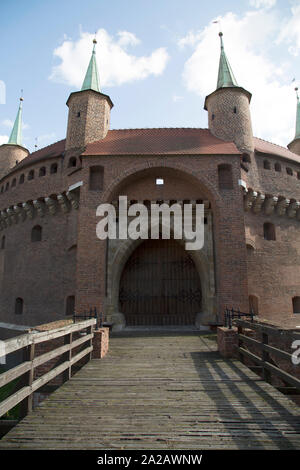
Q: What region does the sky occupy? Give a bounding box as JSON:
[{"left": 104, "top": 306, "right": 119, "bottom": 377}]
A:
[{"left": 0, "top": 0, "right": 300, "bottom": 152}]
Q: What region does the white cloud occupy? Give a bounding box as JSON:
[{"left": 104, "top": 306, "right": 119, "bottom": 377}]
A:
[
  {"left": 178, "top": 31, "right": 202, "bottom": 49},
  {"left": 179, "top": 10, "right": 296, "bottom": 146},
  {"left": 277, "top": 5, "right": 300, "bottom": 56},
  {"left": 0, "top": 135, "right": 8, "bottom": 145},
  {"left": 2, "top": 119, "right": 13, "bottom": 128},
  {"left": 1, "top": 119, "right": 30, "bottom": 130},
  {"left": 249, "top": 0, "right": 276, "bottom": 9},
  {"left": 172, "top": 95, "right": 184, "bottom": 102},
  {"left": 50, "top": 29, "right": 169, "bottom": 88},
  {"left": 117, "top": 31, "right": 140, "bottom": 48},
  {"left": 37, "top": 132, "right": 56, "bottom": 144}
]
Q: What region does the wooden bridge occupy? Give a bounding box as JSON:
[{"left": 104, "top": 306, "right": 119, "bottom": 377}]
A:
[{"left": 0, "top": 328, "right": 300, "bottom": 450}]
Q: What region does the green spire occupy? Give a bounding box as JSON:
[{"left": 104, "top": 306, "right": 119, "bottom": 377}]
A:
[
  {"left": 7, "top": 97, "right": 23, "bottom": 146},
  {"left": 294, "top": 87, "right": 300, "bottom": 140},
  {"left": 217, "top": 32, "right": 238, "bottom": 89},
  {"left": 81, "top": 38, "right": 100, "bottom": 92}
]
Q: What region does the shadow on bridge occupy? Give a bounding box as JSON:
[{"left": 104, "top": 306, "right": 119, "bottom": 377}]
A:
[{"left": 190, "top": 335, "right": 299, "bottom": 450}]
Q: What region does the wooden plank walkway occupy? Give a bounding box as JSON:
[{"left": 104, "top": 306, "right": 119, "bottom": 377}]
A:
[{"left": 0, "top": 331, "right": 300, "bottom": 450}]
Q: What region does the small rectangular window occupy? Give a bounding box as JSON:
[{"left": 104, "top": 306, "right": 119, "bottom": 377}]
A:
[
  {"left": 156, "top": 178, "right": 164, "bottom": 185},
  {"left": 89, "top": 166, "right": 104, "bottom": 191}
]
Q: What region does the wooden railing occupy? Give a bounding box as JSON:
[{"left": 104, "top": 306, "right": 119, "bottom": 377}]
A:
[
  {"left": 234, "top": 319, "right": 300, "bottom": 391},
  {"left": 0, "top": 318, "right": 96, "bottom": 418}
]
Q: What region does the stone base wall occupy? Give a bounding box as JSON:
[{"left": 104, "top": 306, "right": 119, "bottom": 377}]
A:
[
  {"left": 217, "top": 326, "right": 238, "bottom": 358},
  {"left": 92, "top": 328, "right": 109, "bottom": 359}
]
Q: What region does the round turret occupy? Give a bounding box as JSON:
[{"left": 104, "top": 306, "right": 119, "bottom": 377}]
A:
[
  {"left": 205, "top": 87, "right": 254, "bottom": 154},
  {"left": 204, "top": 32, "right": 254, "bottom": 155},
  {"left": 0, "top": 96, "right": 28, "bottom": 179}
]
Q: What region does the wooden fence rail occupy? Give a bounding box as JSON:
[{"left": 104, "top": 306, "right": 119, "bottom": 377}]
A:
[
  {"left": 0, "top": 318, "right": 96, "bottom": 418},
  {"left": 234, "top": 319, "right": 300, "bottom": 391}
]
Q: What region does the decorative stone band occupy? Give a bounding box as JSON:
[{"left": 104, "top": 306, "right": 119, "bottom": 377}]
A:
[
  {"left": 111, "top": 199, "right": 210, "bottom": 210},
  {"left": 242, "top": 186, "right": 300, "bottom": 220},
  {"left": 0, "top": 191, "right": 79, "bottom": 231}
]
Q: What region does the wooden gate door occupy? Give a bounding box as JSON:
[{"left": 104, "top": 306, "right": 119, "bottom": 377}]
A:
[{"left": 119, "top": 239, "right": 202, "bottom": 325}]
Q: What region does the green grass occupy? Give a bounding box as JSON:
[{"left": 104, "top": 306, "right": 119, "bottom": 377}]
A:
[{"left": 0, "top": 366, "right": 20, "bottom": 420}]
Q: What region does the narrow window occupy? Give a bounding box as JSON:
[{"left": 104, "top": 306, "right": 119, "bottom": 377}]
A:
[
  {"left": 50, "top": 163, "right": 58, "bottom": 174},
  {"left": 249, "top": 295, "right": 258, "bottom": 315},
  {"left": 28, "top": 170, "right": 34, "bottom": 181},
  {"left": 263, "top": 222, "right": 275, "bottom": 241},
  {"left": 286, "top": 167, "right": 293, "bottom": 176},
  {"left": 77, "top": 111, "right": 81, "bottom": 118},
  {"left": 66, "top": 295, "right": 75, "bottom": 316},
  {"left": 246, "top": 243, "right": 254, "bottom": 253},
  {"left": 263, "top": 160, "right": 271, "bottom": 170},
  {"left": 15, "top": 297, "right": 23, "bottom": 315},
  {"left": 5, "top": 182, "right": 9, "bottom": 191},
  {"left": 233, "top": 106, "right": 237, "bottom": 114},
  {"left": 242, "top": 154, "right": 250, "bottom": 163},
  {"left": 31, "top": 225, "right": 42, "bottom": 242},
  {"left": 218, "top": 164, "right": 233, "bottom": 190},
  {"left": 212, "top": 113, "right": 215, "bottom": 121},
  {"left": 68, "top": 157, "right": 77, "bottom": 168},
  {"left": 12, "top": 178, "right": 16, "bottom": 187},
  {"left": 1, "top": 235, "right": 5, "bottom": 249},
  {"left": 39, "top": 167, "right": 46, "bottom": 177},
  {"left": 275, "top": 163, "right": 281, "bottom": 172},
  {"left": 292, "top": 297, "right": 300, "bottom": 314},
  {"left": 297, "top": 172, "right": 300, "bottom": 180},
  {"left": 19, "top": 174, "right": 25, "bottom": 184},
  {"left": 89, "top": 165, "right": 104, "bottom": 191}
]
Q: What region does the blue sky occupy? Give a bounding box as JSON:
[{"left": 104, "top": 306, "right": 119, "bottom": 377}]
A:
[{"left": 0, "top": 0, "right": 300, "bottom": 151}]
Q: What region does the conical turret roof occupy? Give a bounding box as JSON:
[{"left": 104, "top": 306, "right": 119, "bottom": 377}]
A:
[
  {"left": 217, "top": 32, "right": 238, "bottom": 89},
  {"left": 7, "top": 97, "right": 24, "bottom": 146},
  {"left": 81, "top": 39, "right": 100, "bottom": 92}
]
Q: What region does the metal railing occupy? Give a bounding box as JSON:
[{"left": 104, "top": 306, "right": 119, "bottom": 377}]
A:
[
  {"left": 224, "top": 307, "right": 254, "bottom": 329},
  {"left": 73, "top": 307, "right": 111, "bottom": 330}
]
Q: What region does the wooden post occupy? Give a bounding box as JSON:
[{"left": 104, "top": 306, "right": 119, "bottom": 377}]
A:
[
  {"left": 19, "top": 342, "right": 35, "bottom": 417},
  {"left": 62, "top": 333, "right": 72, "bottom": 382},
  {"left": 27, "top": 343, "right": 35, "bottom": 413},
  {"left": 262, "top": 332, "right": 272, "bottom": 384},
  {"left": 88, "top": 326, "right": 93, "bottom": 361},
  {"left": 237, "top": 324, "right": 244, "bottom": 364}
]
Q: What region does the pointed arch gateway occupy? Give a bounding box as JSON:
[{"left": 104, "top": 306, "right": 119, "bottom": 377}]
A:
[
  {"left": 103, "top": 164, "right": 218, "bottom": 329},
  {"left": 119, "top": 238, "right": 202, "bottom": 326}
]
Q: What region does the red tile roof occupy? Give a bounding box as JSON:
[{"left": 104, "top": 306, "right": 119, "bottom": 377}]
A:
[
  {"left": 6, "top": 131, "right": 300, "bottom": 177},
  {"left": 16, "top": 139, "right": 66, "bottom": 170},
  {"left": 254, "top": 137, "right": 300, "bottom": 163},
  {"left": 83, "top": 128, "right": 240, "bottom": 155}
]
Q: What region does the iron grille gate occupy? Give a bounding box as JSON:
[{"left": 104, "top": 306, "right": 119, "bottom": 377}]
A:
[{"left": 119, "top": 239, "right": 202, "bottom": 326}]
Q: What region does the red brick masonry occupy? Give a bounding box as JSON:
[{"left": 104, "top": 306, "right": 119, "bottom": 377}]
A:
[
  {"left": 92, "top": 327, "right": 109, "bottom": 359},
  {"left": 217, "top": 327, "right": 238, "bottom": 358}
]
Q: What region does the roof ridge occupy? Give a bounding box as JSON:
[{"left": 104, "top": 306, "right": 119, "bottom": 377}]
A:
[
  {"left": 29, "top": 138, "right": 65, "bottom": 156},
  {"left": 109, "top": 127, "right": 209, "bottom": 131},
  {"left": 254, "top": 136, "right": 291, "bottom": 152}
]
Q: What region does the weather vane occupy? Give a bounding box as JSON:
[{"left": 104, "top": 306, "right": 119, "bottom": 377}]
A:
[{"left": 212, "top": 19, "right": 222, "bottom": 33}]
